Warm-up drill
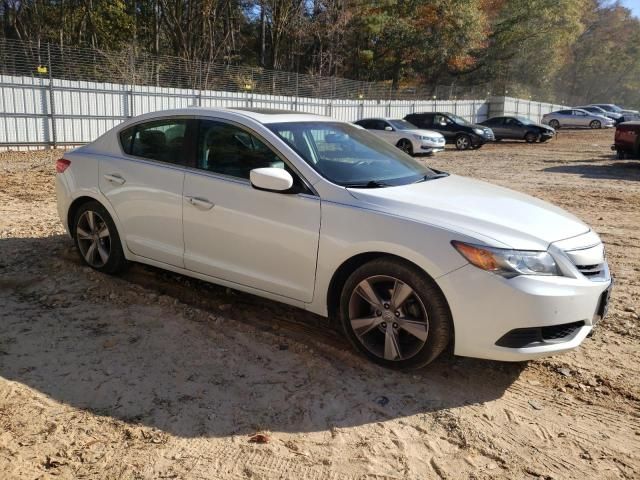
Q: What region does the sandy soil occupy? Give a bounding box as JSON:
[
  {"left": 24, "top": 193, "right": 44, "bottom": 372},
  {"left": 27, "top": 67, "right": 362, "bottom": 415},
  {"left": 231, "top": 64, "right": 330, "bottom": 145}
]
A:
[{"left": 0, "top": 129, "right": 638, "bottom": 479}]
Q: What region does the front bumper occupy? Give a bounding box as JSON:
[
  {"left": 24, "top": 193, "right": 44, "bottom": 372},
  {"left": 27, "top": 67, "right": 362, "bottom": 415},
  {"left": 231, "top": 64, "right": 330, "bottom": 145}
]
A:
[{"left": 437, "top": 264, "right": 611, "bottom": 361}]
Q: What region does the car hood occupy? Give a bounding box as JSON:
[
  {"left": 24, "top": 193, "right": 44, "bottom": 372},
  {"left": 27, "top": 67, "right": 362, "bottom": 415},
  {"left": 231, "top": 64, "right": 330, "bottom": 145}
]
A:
[
  {"left": 347, "top": 174, "right": 589, "bottom": 250},
  {"left": 408, "top": 129, "right": 444, "bottom": 138}
]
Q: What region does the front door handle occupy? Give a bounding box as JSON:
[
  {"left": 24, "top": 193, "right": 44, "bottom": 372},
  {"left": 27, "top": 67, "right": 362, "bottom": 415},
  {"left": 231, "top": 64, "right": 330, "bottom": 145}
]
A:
[
  {"left": 185, "top": 196, "right": 215, "bottom": 210},
  {"left": 104, "top": 173, "right": 126, "bottom": 185}
]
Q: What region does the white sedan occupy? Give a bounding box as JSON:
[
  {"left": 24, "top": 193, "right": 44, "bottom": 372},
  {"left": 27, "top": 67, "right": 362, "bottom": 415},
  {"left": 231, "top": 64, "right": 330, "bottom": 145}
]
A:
[
  {"left": 354, "top": 118, "right": 445, "bottom": 155},
  {"left": 55, "top": 107, "right": 612, "bottom": 369}
]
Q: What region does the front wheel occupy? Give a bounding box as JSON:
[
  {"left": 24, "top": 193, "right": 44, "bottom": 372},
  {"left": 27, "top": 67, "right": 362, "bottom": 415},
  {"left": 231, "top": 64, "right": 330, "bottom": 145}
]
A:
[
  {"left": 548, "top": 119, "right": 560, "bottom": 129},
  {"left": 339, "top": 258, "right": 452, "bottom": 369},
  {"left": 524, "top": 132, "right": 539, "bottom": 143},
  {"left": 590, "top": 120, "right": 601, "bottom": 129},
  {"left": 73, "top": 201, "right": 128, "bottom": 274},
  {"left": 396, "top": 139, "right": 414, "bottom": 156},
  {"left": 455, "top": 134, "right": 471, "bottom": 150}
]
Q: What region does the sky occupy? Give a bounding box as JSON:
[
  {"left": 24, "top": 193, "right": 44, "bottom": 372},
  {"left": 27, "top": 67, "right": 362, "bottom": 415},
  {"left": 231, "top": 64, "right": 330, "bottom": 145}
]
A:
[{"left": 621, "top": 0, "right": 640, "bottom": 17}]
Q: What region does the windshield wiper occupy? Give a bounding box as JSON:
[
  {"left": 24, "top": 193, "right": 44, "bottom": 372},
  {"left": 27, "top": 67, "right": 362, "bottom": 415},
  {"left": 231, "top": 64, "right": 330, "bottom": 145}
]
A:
[
  {"left": 344, "top": 180, "right": 391, "bottom": 188},
  {"left": 413, "top": 172, "right": 450, "bottom": 183}
]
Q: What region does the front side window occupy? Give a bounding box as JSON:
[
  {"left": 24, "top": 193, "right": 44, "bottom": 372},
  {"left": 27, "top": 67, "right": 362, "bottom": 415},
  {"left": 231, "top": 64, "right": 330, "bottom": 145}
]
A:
[
  {"left": 267, "top": 121, "right": 437, "bottom": 187},
  {"left": 197, "top": 120, "right": 285, "bottom": 180},
  {"left": 130, "top": 119, "right": 189, "bottom": 165}
]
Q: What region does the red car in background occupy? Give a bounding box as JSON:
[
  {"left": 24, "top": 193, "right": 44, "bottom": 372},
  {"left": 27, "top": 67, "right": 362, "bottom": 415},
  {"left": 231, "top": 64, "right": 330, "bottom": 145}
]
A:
[{"left": 612, "top": 121, "right": 640, "bottom": 158}]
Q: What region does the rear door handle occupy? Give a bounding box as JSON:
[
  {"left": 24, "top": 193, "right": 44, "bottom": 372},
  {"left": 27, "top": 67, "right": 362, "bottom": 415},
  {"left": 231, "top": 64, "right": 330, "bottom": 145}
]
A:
[
  {"left": 185, "top": 196, "right": 215, "bottom": 210},
  {"left": 104, "top": 173, "right": 126, "bottom": 185}
]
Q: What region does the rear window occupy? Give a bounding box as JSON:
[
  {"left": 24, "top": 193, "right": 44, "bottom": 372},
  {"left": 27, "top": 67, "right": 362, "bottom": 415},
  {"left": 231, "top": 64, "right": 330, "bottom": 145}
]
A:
[{"left": 119, "top": 126, "right": 135, "bottom": 154}]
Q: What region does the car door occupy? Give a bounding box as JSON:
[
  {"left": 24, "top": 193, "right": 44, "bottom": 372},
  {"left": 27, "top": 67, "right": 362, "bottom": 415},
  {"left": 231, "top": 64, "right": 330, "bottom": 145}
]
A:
[
  {"left": 488, "top": 117, "right": 506, "bottom": 138},
  {"left": 503, "top": 118, "right": 525, "bottom": 139},
  {"left": 182, "top": 118, "right": 321, "bottom": 302},
  {"left": 434, "top": 114, "right": 456, "bottom": 141},
  {"left": 374, "top": 120, "right": 400, "bottom": 145},
  {"left": 572, "top": 110, "right": 589, "bottom": 127},
  {"left": 99, "top": 117, "right": 193, "bottom": 267}
]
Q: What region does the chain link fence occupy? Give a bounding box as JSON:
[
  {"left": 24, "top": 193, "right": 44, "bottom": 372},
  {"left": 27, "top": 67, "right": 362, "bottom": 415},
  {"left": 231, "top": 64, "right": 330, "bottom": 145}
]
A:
[{"left": 0, "top": 37, "right": 500, "bottom": 101}]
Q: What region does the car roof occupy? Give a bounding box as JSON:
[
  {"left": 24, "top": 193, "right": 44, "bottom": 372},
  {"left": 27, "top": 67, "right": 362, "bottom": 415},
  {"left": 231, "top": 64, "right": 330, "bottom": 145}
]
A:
[{"left": 120, "top": 106, "right": 332, "bottom": 125}]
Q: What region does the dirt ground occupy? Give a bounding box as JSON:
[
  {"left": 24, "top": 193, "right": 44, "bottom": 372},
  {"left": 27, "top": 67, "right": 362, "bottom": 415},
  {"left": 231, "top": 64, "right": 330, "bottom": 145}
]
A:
[{"left": 0, "top": 129, "right": 638, "bottom": 480}]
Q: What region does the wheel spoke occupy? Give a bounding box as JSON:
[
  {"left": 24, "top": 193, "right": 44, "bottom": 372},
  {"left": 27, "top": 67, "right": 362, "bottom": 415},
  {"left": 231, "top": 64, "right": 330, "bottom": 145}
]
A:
[
  {"left": 384, "top": 326, "right": 402, "bottom": 360},
  {"left": 97, "top": 223, "right": 109, "bottom": 238},
  {"left": 97, "top": 243, "right": 109, "bottom": 264},
  {"left": 86, "top": 211, "right": 96, "bottom": 231},
  {"left": 84, "top": 241, "right": 97, "bottom": 264},
  {"left": 355, "top": 279, "right": 383, "bottom": 309},
  {"left": 351, "top": 316, "right": 383, "bottom": 337},
  {"left": 76, "top": 227, "right": 92, "bottom": 240},
  {"left": 391, "top": 280, "right": 413, "bottom": 310},
  {"left": 399, "top": 319, "right": 428, "bottom": 342}
]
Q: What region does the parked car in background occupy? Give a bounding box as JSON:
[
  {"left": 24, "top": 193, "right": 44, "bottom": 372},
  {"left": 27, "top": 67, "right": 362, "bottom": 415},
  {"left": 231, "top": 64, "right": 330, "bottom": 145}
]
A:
[
  {"left": 541, "top": 109, "right": 614, "bottom": 129},
  {"left": 404, "top": 112, "right": 494, "bottom": 150},
  {"left": 576, "top": 105, "right": 623, "bottom": 124},
  {"left": 56, "top": 107, "right": 612, "bottom": 369},
  {"left": 479, "top": 116, "right": 555, "bottom": 143},
  {"left": 353, "top": 118, "right": 445, "bottom": 156},
  {"left": 588, "top": 104, "right": 639, "bottom": 123},
  {"left": 611, "top": 121, "right": 640, "bottom": 158}
]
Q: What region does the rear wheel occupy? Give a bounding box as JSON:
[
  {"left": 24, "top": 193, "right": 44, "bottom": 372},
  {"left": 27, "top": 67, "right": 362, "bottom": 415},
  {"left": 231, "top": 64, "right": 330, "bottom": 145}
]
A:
[
  {"left": 455, "top": 134, "right": 471, "bottom": 150},
  {"left": 524, "top": 132, "right": 539, "bottom": 143},
  {"left": 73, "top": 201, "right": 128, "bottom": 274},
  {"left": 339, "top": 258, "right": 452, "bottom": 369},
  {"left": 396, "top": 139, "right": 414, "bottom": 156},
  {"left": 590, "top": 120, "right": 601, "bottom": 129},
  {"left": 548, "top": 119, "right": 560, "bottom": 129}
]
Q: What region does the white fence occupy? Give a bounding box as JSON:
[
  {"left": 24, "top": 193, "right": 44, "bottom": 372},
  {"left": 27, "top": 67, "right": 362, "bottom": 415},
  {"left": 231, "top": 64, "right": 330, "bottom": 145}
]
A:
[{"left": 0, "top": 74, "right": 563, "bottom": 149}]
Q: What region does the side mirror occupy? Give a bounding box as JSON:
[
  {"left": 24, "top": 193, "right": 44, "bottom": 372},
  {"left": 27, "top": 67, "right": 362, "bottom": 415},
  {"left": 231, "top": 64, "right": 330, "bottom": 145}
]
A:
[
  {"left": 384, "top": 126, "right": 393, "bottom": 131},
  {"left": 250, "top": 168, "right": 294, "bottom": 192}
]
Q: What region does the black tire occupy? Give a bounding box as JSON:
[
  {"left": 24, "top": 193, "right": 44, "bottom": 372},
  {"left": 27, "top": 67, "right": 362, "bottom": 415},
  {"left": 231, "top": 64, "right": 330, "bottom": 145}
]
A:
[
  {"left": 590, "top": 120, "right": 601, "bottom": 129},
  {"left": 339, "top": 258, "right": 452, "bottom": 370},
  {"left": 73, "top": 200, "right": 128, "bottom": 274},
  {"left": 524, "top": 132, "right": 539, "bottom": 143},
  {"left": 616, "top": 149, "right": 626, "bottom": 160},
  {"left": 396, "top": 139, "right": 414, "bottom": 156},
  {"left": 548, "top": 119, "right": 560, "bottom": 130},
  {"left": 455, "top": 134, "right": 471, "bottom": 150}
]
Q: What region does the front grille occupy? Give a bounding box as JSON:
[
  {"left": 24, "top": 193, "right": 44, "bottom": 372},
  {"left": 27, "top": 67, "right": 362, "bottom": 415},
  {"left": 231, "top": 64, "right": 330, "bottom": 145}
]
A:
[
  {"left": 576, "top": 263, "right": 605, "bottom": 278},
  {"left": 496, "top": 321, "right": 585, "bottom": 348}
]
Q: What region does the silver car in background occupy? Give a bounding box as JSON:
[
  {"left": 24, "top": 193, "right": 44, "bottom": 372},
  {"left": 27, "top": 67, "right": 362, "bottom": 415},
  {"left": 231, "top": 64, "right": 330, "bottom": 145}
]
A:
[
  {"left": 542, "top": 108, "right": 615, "bottom": 129},
  {"left": 354, "top": 118, "right": 445, "bottom": 156}
]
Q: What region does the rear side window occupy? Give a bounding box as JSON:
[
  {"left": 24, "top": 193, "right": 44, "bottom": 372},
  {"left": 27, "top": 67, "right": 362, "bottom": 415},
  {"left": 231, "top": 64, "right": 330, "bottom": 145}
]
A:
[
  {"left": 406, "top": 114, "right": 431, "bottom": 128},
  {"left": 119, "top": 126, "right": 135, "bottom": 154},
  {"left": 129, "top": 119, "right": 189, "bottom": 165}
]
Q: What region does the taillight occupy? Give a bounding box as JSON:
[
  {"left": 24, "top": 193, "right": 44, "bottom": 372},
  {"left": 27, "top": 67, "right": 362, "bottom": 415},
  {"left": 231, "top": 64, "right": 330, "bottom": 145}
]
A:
[{"left": 56, "top": 158, "right": 71, "bottom": 173}]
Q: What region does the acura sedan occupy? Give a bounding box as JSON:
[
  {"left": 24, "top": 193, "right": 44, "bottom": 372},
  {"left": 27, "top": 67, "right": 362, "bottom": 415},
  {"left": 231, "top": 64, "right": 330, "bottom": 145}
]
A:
[
  {"left": 56, "top": 107, "right": 612, "bottom": 369},
  {"left": 542, "top": 109, "right": 614, "bottom": 129},
  {"left": 479, "top": 116, "right": 555, "bottom": 143},
  {"left": 353, "top": 118, "right": 445, "bottom": 155}
]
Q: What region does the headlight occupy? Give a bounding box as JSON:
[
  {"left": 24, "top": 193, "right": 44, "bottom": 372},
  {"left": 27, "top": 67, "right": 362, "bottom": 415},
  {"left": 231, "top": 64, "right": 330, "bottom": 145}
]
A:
[
  {"left": 413, "top": 134, "right": 439, "bottom": 141},
  {"left": 451, "top": 241, "right": 560, "bottom": 278},
  {"left": 473, "top": 128, "right": 484, "bottom": 135}
]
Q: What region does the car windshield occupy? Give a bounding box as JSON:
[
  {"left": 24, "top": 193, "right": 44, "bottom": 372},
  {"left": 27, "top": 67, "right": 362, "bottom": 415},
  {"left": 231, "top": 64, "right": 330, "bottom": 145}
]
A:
[
  {"left": 266, "top": 121, "right": 438, "bottom": 187},
  {"left": 388, "top": 119, "right": 418, "bottom": 130},
  {"left": 515, "top": 116, "right": 535, "bottom": 125},
  {"left": 448, "top": 113, "right": 471, "bottom": 125}
]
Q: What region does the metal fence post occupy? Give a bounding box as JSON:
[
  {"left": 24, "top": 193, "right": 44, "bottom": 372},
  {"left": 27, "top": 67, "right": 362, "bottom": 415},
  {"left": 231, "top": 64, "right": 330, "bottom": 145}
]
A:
[{"left": 47, "top": 44, "right": 57, "bottom": 148}]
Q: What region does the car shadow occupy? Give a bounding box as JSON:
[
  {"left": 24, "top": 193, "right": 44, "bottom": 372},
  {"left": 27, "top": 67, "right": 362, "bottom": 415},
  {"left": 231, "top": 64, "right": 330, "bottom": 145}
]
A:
[
  {"left": 0, "top": 235, "right": 524, "bottom": 439},
  {"left": 543, "top": 161, "right": 640, "bottom": 181}
]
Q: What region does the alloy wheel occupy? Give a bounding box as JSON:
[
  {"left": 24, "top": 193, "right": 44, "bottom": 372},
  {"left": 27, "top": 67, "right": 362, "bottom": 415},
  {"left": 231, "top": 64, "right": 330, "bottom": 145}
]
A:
[
  {"left": 590, "top": 120, "right": 601, "bottom": 129},
  {"left": 348, "top": 275, "right": 429, "bottom": 361},
  {"left": 398, "top": 140, "right": 412, "bottom": 155},
  {"left": 549, "top": 120, "right": 560, "bottom": 129},
  {"left": 76, "top": 210, "right": 111, "bottom": 268},
  {"left": 456, "top": 136, "right": 470, "bottom": 150}
]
